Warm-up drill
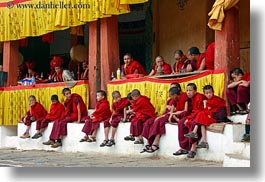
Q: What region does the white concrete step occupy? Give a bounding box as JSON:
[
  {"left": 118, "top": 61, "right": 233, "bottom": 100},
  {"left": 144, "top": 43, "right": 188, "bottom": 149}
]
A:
[
  {"left": 0, "top": 126, "right": 17, "bottom": 148},
  {"left": 223, "top": 153, "right": 250, "bottom": 167},
  {"left": 228, "top": 114, "right": 248, "bottom": 124},
  {"left": 4, "top": 136, "right": 18, "bottom": 148},
  {"left": 15, "top": 121, "right": 246, "bottom": 162},
  {"left": 225, "top": 142, "right": 250, "bottom": 159}
]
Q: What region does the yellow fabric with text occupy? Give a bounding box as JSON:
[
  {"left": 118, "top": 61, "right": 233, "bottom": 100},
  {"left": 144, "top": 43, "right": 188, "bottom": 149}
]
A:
[
  {"left": 0, "top": 0, "right": 148, "bottom": 41},
  {"left": 0, "top": 83, "right": 88, "bottom": 126},
  {"left": 107, "top": 72, "right": 224, "bottom": 116}
]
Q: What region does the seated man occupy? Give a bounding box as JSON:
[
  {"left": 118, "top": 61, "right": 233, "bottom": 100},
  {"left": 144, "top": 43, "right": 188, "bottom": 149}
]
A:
[
  {"left": 172, "top": 50, "right": 189, "bottom": 73},
  {"left": 148, "top": 56, "right": 172, "bottom": 76},
  {"left": 121, "top": 53, "right": 146, "bottom": 78},
  {"left": 187, "top": 47, "right": 206, "bottom": 71},
  {"left": 80, "top": 61, "right": 88, "bottom": 80},
  {"left": 49, "top": 56, "right": 74, "bottom": 82}
]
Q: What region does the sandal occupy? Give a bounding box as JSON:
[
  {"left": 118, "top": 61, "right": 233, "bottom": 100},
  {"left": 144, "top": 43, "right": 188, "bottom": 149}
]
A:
[
  {"left": 140, "top": 144, "right": 151, "bottom": 153},
  {"left": 187, "top": 151, "right": 196, "bottom": 158},
  {"left": 146, "top": 144, "right": 159, "bottom": 153},
  {"left": 87, "top": 136, "right": 96, "bottom": 142},
  {"left": 79, "top": 136, "right": 89, "bottom": 142},
  {"left": 106, "top": 139, "right": 115, "bottom": 147},
  {"left": 173, "top": 149, "right": 189, "bottom": 156},
  {"left": 238, "top": 110, "right": 249, "bottom": 115},
  {"left": 134, "top": 139, "right": 144, "bottom": 144},
  {"left": 197, "top": 141, "right": 209, "bottom": 149},
  {"left": 184, "top": 131, "right": 198, "bottom": 139},
  {"left": 100, "top": 139, "right": 109, "bottom": 147},
  {"left": 124, "top": 135, "right": 135, "bottom": 141}
]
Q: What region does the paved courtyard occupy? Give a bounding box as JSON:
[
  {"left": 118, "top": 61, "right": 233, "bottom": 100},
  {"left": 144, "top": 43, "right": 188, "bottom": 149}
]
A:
[{"left": 0, "top": 148, "right": 222, "bottom": 167}]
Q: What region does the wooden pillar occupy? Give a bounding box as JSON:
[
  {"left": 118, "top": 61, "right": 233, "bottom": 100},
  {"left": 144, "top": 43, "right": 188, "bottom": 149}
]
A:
[
  {"left": 100, "top": 16, "right": 120, "bottom": 91},
  {"left": 3, "top": 41, "right": 19, "bottom": 86},
  {"left": 215, "top": 7, "right": 240, "bottom": 81},
  {"left": 88, "top": 21, "right": 101, "bottom": 108}
]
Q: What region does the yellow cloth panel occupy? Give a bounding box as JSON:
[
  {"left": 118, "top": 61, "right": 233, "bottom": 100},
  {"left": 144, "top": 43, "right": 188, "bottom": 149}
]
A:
[
  {"left": 0, "top": 0, "right": 148, "bottom": 41},
  {"left": 0, "top": 83, "right": 88, "bottom": 126},
  {"left": 107, "top": 72, "right": 224, "bottom": 116},
  {"left": 208, "top": 0, "right": 240, "bottom": 30}
]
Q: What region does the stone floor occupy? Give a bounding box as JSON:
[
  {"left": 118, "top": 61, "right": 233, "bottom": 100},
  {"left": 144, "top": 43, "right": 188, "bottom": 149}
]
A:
[{"left": 0, "top": 148, "right": 222, "bottom": 167}]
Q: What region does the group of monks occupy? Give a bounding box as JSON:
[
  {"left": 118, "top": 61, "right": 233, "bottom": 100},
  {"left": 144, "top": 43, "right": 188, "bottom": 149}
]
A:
[
  {"left": 120, "top": 43, "right": 215, "bottom": 78},
  {"left": 18, "top": 56, "right": 88, "bottom": 84},
  {"left": 19, "top": 66, "right": 250, "bottom": 157}
]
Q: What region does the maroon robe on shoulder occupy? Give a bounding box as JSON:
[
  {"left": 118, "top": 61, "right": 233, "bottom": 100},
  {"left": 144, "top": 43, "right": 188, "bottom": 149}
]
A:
[
  {"left": 23, "top": 102, "right": 47, "bottom": 126},
  {"left": 121, "top": 60, "right": 147, "bottom": 76}
]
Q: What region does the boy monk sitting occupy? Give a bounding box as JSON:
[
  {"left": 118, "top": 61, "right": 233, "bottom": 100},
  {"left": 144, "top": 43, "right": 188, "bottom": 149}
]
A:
[
  {"left": 100, "top": 90, "right": 130, "bottom": 147},
  {"left": 32, "top": 95, "right": 65, "bottom": 139},
  {"left": 124, "top": 89, "right": 156, "bottom": 144},
  {"left": 80, "top": 90, "right": 112, "bottom": 143},
  {"left": 20, "top": 95, "right": 47, "bottom": 139}
]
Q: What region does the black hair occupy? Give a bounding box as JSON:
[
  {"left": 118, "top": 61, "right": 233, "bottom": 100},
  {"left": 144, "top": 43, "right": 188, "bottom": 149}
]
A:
[
  {"left": 51, "top": 94, "right": 59, "bottom": 101},
  {"left": 203, "top": 85, "right": 214, "bottom": 92},
  {"left": 131, "top": 89, "right": 141, "bottom": 97},
  {"left": 187, "top": 83, "right": 197, "bottom": 91},
  {"left": 97, "top": 90, "right": 107, "bottom": 97},
  {"left": 29, "top": 95, "right": 36, "bottom": 100},
  {"left": 62, "top": 88, "right": 71, "bottom": 94},
  {"left": 127, "top": 92, "right": 133, "bottom": 100},
  {"left": 231, "top": 68, "right": 244, "bottom": 76},
  {"left": 169, "top": 87, "right": 181, "bottom": 95},
  {"left": 188, "top": 47, "right": 200, "bottom": 55},
  {"left": 174, "top": 50, "right": 184, "bottom": 57},
  {"left": 124, "top": 53, "right": 132, "bottom": 58},
  {"left": 170, "top": 82, "right": 181, "bottom": 92},
  {"left": 112, "top": 90, "right": 121, "bottom": 97}
]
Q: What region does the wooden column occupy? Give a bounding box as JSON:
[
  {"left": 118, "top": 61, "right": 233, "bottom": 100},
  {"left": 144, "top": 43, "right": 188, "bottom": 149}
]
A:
[
  {"left": 215, "top": 7, "right": 240, "bottom": 81},
  {"left": 100, "top": 16, "right": 120, "bottom": 91},
  {"left": 3, "top": 41, "right": 19, "bottom": 86},
  {"left": 88, "top": 21, "right": 101, "bottom": 108}
]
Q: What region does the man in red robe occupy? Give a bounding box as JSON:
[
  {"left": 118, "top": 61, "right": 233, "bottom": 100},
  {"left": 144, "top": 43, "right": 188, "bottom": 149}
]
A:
[
  {"left": 99, "top": 91, "right": 130, "bottom": 147},
  {"left": 20, "top": 95, "right": 47, "bottom": 139},
  {"left": 80, "top": 90, "right": 112, "bottom": 143},
  {"left": 187, "top": 47, "right": 206, "bottom": 71},
  {"left": 173, "top": 50, "right": 189, "bottom": 73},
  {"left": 48, "top": 56, "right": 64, "bottom": 82},
  {"left": 173, "top": 83, "right": 205, "bottom": 158},
  {"left": 124, "top": 89, "right": 156, "bottom": 144},
  {"left": 43, "top": 88, "right": 88, "bottom": 148},
  {"left": 121, "top": 53, "right": 147, "bottom": 78},
  {"left": 148, "top": 56, "right": 172, "bottom": 76},
  {"left": 32, "top": 94, "right": 65, "bottom": 139}
]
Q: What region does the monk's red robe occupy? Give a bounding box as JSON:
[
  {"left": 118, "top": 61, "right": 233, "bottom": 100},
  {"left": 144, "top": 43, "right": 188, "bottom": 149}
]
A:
[
  {"left": 24, "top": 102, "right": 47, "bottom": 126},
  {"left": 173, "top": 55, "right": 188, "bottom": 73},
  {"left": 49, "top": 71, "right": 63, "bottom": 82},
  {"left": 63, "top": 93, "right": 88, "bottom": 121},
  {"left": 104, "top": 97, "right": 129, "bottom": 128},
  {"left": 196, "top": 52, "right": 206, "bottom": 70},
  {"left": 36, "top": 102, "right": 64, "bottom": 130},
  {"left": 46, "top": 102, "right": 65, "bottom": 121},
  {"left": 205, "top": 42, "right": 215, "bottom": 70},
  {"left": 91, "top": 99, "right": 111, "bottom": 122},
  {"left": 176, "top": 92, "right": 187, "bottom": 111},
  {"left": 122, "top": 60, "right": 147, "bottom": 76},
  {"left": 194, "top": 96, "right": 226, "bottom": 126},
  {"left": 152, "top": 63, "right": 172, "bottom": 75}
]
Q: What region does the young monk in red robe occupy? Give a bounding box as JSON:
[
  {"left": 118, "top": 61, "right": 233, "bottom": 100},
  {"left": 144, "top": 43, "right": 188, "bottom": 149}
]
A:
[
  {"left": 173, "top": 83, "right": 205, "bottom": 158},
  {"left": 121, "top": 53, "right": 147, "bottom": 78},
  {"left": 148, "top": 56, "right": 172, "bottom": 76},
  {"left": 99, "top": 91, "right": 130, "bottom": 147},
  {"left": 184, "top": 85, "right": 227, "bottom": 149},
  {"left": 226, "top": 68, "right": 250, "bottom": 115},
  {"left": 80, "top": 90, "right": 111, "bottom": 143},
  {"left": 20, "top": 95, "right": 47, "bottom": 139},
  {"left": 187, "top": 47, "right": 206, "bottom": 71},
  {"left": 43, "top": 88, "right": 87, "bottom": 148},
  {"left": 31, "top": 95, "right": 65, "bottom": 139},
  {"left": 124, "top": 89, "right": 156, "bottom": 144}
]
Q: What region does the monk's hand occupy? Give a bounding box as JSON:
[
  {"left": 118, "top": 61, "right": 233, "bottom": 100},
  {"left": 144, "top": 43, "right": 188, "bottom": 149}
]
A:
[
  {"left": 90, "top": 116, "right": 95, "bottom": 119},
  {"left": 109, "top": 119, "right": 112, "bottom": 124},
  {"left": 168, "top": 114, "right": 173, "bottom": 123},
  {"left": 184, "top": 119, "right": 189, "bottom": 126}
]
